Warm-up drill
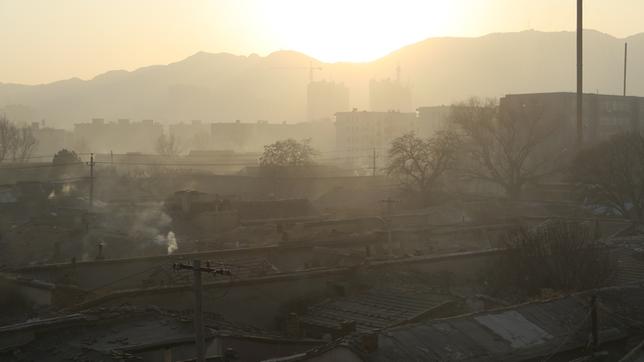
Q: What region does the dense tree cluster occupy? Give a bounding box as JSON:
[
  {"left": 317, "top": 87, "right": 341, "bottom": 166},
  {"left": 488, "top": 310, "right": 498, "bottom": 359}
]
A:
[{"left": 260, "top": 138, "right": 317, "bottom": 167}]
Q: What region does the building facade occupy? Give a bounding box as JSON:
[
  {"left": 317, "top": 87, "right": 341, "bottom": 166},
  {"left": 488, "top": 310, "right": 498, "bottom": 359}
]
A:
[
  {"left": 500, "top": 92, "right": 644, "bottom": 145},
  {"left": 335, "top": 110, "right": 418, "bottom": 171},
  {"left": 307, "top": 81, "right": 350, "bottom": 122},
  {"left": 211, "top": 120, "right": 335, "bottom": 153},
  {"left": 369, "top": 78, "right": 412, "bottom": 112},
  {"left": 416, "top": 105, "right": 453, "bottom": 137},
  {"left": 168, "top": 120, "right": 212, "bottom": 151},
  {"left": 73, "top": 118, "right": 164, "bottom": 153},
  {"left": 30, "top": 122, "right": 73, "bottom": 157}
]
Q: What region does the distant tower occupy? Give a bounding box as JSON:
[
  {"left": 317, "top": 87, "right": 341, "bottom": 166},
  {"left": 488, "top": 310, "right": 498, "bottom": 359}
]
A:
[
  {"left": 369, "top": 65, "right": 412, "bottom": 112},
  {"left": 307, "top": 81, "right": 350, "bottom": 121}
]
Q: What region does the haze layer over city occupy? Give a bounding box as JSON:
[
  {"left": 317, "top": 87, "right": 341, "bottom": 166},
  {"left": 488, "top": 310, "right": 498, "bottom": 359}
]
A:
[{"left": 2, "top": 1, "right": 644, "bottom": 361}]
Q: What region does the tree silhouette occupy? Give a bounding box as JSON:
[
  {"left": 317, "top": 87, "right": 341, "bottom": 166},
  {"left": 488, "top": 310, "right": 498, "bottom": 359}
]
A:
[
  {"left": 572, "top": 132, "right": 644, "bottom": 222},
  {"left": 386, "top": 131, "right": 460, "bottom": 206},
  {"left": 260, "top": 138, "right": 317, "bottom": 167},
  {"left": 450, "top": 97, "right": 565, "bottom": 200}
]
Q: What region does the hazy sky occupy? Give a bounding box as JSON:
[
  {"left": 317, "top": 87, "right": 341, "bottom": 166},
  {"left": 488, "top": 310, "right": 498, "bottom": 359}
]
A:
[{"left": 1, "top": 0, "right": 643, "bottom": 85}]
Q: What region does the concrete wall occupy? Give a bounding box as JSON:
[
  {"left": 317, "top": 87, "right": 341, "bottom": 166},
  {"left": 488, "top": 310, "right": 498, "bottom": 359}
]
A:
[
  {"left": 74, "top": 250, "right": 504, "bottom": 331},
  {"left": 0, "top": 277, "right": 53, "bottom": 307},
  {"left": 94, "top": 270, "right": 350, "bottom": 330},
  {"left": 13, "top": 244, "right": 358, "bottom": 291}
]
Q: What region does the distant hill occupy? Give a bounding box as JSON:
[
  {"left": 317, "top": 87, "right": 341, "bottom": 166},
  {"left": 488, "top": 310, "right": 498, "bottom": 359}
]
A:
[{"left": 1, "top": 29, "right": 643, "bottom": 128}]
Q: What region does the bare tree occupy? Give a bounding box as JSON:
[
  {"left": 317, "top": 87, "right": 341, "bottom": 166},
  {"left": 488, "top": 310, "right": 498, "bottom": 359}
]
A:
[
  {"left": 386, "top": 131, "right": 460, "bottom": 206},
  {"left": 450, "top": 97, "right": 566, "bottom": 200},
  {"left": 10, "top": 126, "right": 37, "bottom": 163},
  {"left": 572, "top": 132, "right": 644, "bottom": 222},
  {"left": 155, "top": 134, "right": 182, "bottom": 157},
  {"left": 0, "top": 116, "right": 14, "bottom": 163},
  {"left": 490, "top": 221, "right": 613, "bottom": 298},
  {"left": 260, "top": 138, "right": 317, "bottom": 167},
  {"left": 0, "top": 116, "right": 38, "bottom": 163}
]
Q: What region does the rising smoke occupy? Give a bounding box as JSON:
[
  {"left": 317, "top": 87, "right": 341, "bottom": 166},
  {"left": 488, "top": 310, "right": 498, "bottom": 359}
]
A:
[{"left": 155, "top": 231, "right": 178, "bottom": 255}]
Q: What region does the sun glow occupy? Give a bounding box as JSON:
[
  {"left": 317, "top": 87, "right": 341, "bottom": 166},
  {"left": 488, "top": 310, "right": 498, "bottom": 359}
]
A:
[{"left": 254, "top": 0, "right": 458, "bottom": 62}]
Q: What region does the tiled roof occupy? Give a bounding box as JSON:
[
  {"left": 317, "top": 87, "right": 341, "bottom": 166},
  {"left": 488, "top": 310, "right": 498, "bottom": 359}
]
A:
[
  {"left": 611, "top": 248, "right": 644, "bottom": 285},
  {"left": 299, "top": 285, "right": 454, "bottom": 333},
  {"left": 267, "top": 286, "right": 644, "bottom": 362},
  {"left": 0, "top": 305, "right": 293, "bottom": 361},
  {"left": 141, "top": 255, "right": 280, "bottom": 288},
  {"left": 360, "top": 285, "right": 644, "bottom": 361}
]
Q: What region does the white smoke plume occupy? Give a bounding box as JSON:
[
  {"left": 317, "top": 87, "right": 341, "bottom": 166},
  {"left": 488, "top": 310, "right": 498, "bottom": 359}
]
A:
[
  {"left": 155, "top": 231, "right": 178, "bottom": 255},
  {"left": 48, "top": 183, "right": 76, "bottom": 199}
]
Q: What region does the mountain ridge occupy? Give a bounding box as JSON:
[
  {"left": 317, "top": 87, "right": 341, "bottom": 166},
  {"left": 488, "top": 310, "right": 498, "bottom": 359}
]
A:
[{"left": 2, "top": 29, "right": 643, "bottom": 127}]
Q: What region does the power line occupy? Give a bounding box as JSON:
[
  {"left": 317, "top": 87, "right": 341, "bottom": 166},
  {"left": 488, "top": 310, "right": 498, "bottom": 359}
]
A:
[
  {"left": 19, "top": 152, "right": 92, "bottom": 160},
  {"left": 94, "top": 161, "right": 259, "bottom": 167},
  {"left": 84, "top": 260, "right": 173, "bottom": 294},
  {"left": 0, "top": 162, "right": 86, "bottom": 170},
  {"left": 173, "top": 260, "right": 231, "bottom": 362}
]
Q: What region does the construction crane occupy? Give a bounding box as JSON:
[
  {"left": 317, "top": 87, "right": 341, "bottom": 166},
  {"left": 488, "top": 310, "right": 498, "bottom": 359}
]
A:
[{"left": 270, "top": 61, "right": 323, "bottom": 83}]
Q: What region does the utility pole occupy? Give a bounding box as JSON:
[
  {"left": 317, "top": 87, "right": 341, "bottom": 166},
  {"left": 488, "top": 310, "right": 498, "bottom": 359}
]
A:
[
  {"left": 88, "top": 153, "right": 95, "bottom": 210},
  {"left": 379, "top": 197, "right": 398, "bottom": 248},
  {"left": 174, "top": 260, "right": 231, "bottom": 362},
  {"left": 590, "top": 294, "right": 599, "bottom": 352},
  {"left": 193, "top": 260, "right": 205, "bottom": 362},
  {"left": 576, "top": 0, "right": 584, "bottom": 149},
  {"left": 623, "top": 42, "right": 628, "bottom": 96}
]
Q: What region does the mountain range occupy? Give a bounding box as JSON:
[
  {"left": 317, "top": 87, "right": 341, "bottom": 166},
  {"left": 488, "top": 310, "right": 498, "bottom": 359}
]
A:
[{"left": 1, "top": 29, "right": 643, "bottom": 128}]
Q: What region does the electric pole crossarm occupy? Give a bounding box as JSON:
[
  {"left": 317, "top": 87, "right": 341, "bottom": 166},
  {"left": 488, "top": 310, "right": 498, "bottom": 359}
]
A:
[
  {"left": 87, "top": 153, "right": 95, "bottom": 210},
  {"left": 173, "top": 260, "right": 231, "bottom": 362},
  {"left": 173, "top": 262, "right": 232, "bottom": 275}
]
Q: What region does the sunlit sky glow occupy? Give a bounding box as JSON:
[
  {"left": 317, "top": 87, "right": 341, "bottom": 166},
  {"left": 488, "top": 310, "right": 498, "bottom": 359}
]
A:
[{"left": 1, "top": 0, "right": 643, "bottom": 84}]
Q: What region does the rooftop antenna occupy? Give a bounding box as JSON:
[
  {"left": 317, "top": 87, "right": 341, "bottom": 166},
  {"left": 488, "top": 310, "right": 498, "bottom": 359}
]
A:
[{"left": 623, "top": 42, "right": 628, "bottom": 96}]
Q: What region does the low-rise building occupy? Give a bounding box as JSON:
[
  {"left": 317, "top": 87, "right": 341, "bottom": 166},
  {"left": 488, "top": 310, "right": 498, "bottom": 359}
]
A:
[
  {"left": 73, "top": 118, "right": 163, "bottom": 153},
  {"left": 416, "top": 105, "right": 452, "bottom": 137},
  {"left": 334, "top": 110, "right": 417, "bottom": 170},
  {"left": 0, "top": 306, "right": 322, "bottom": 361},
  {"left": 274, "top": 285, "right": 644, "bottom": 361},
  {"left": 29, "top": 122, "right": 73, "bottom": 157},
  {"left": 211, "top": 120, "right": 335, "bottom": 153},
  {"left": 168, "top": 119, "right": 212, "bottom": 150},
  {"left": 500, "top": 92, "right": 644, "bottom": 145},
  {"left": 307, "top": 81, "right": 350, "bottom": 122}
]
